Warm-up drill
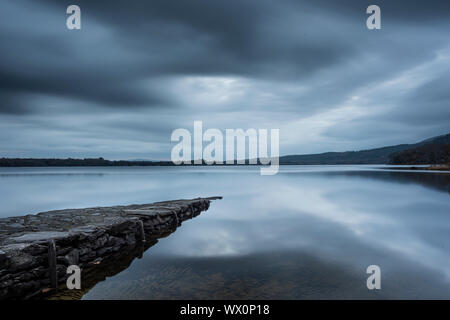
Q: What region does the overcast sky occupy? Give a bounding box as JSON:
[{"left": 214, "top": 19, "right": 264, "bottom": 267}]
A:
[{"left": 1, "top": 0, "right": 449, "bottom": 160}]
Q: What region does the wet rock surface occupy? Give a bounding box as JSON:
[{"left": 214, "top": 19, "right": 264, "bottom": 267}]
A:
[{"left": 0, "top": 197, "right": 221, "bottom": 299}]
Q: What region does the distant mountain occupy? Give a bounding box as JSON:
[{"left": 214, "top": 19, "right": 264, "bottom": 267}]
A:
[{"left": 280, "top": 133, "right": 450, "bottom": 165}]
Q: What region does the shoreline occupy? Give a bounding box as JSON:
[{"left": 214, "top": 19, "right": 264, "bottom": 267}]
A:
[{"left": 384, "top": 164, "right": 450, "bottom": 172}]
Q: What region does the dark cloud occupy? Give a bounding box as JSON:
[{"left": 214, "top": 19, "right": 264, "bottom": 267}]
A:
[
  {"left": 1, "top": 0, "right": 360, "bottom": 114},
  {"left": 306, "top": 0, "right": 450, "bottom": 21},
  {"left": 381, "top": 71, "right": 450, "bottom": 126}
]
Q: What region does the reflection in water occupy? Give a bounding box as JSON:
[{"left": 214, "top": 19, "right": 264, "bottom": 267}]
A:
[
  {"left": 47, "top": 240, "right": 157, "bottom": 300},
  {"left": 1, "top": 166, "right": 449, "bottom": 299},
  {"left": 318, "top": 170, "right": 450, "bottom": 194},
  {"left": 82, "top": 250, "right": 450, "bottom": 300}
]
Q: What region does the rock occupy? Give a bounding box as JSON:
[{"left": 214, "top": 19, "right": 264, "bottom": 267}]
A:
[
  {"left": 7, "top": 253, "right": 36, "bottom": 272},
  {"left": 96, "top": 247, "right": 112, "bottom": 256},
  {"left": 0, "top": 250, "right": 6, "bottom": 268},
  {"left": 8, "top": 223, "right": 25, "bottom": 230},
  {"left": 9, "top": 232, "right": 69, "bottom": 243},
  {"left": 78, "top": 247, "right": 91, "bottom": 256},
  {"left": 23, "top": 244, "right": 47, "bottom": 256},
  {"left": 0, "top": 197, "right": 222, "bottom": 299},
  {"left": 65, "top": 249, "right": 79, "bottom": 265}
]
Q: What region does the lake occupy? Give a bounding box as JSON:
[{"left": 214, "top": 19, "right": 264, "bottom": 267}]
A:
[{"left": 0, "top": 165, "right": 449, "bottom": 299}]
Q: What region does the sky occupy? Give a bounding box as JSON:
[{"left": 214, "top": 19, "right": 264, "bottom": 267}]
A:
[{"left": 0, "top": 0, "right": 449, "bottom": 160}]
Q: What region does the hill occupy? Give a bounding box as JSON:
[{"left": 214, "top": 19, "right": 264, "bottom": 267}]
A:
[
  {"left": 389, "top": 144, "right": 450, "bottom": 164},
  {"left": 280, "top": 133, "right": 450, "bottom": 165}
]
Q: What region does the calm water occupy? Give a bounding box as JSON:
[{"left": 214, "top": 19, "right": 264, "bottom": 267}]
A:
[{"left": 0, "top": 165, "right": 449, "bottom": 299}]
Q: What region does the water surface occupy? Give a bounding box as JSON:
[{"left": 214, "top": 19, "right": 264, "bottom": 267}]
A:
[{"left": 0, "top": 165, "right": 449, "bottom": 299}]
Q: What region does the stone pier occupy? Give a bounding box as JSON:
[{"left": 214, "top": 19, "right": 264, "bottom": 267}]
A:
[{"left": 0, "top": 197, "right": 222, "bottom": 299}]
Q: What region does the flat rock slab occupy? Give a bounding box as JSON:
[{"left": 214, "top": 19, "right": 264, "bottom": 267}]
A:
[
  {"left": 0, "top": 196, "right": 221, "bottom": 299},
  {"left": 9, "top": 232, "right": 70, "bottom": 244},
  {"left": 0, "top": 197, "right": 221, "bottom": 245}
]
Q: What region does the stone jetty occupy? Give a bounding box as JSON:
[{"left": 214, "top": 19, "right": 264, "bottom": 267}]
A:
[{"left": 0, "top": 197, "right": 221, "bottom": 299}]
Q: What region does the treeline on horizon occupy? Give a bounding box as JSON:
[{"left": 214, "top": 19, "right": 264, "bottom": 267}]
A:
[
  {"left": 0, "top": 158, "right": 268, "bottom": 167},
  {"left": 0, "top": 158, "right": 174, "bottom": 167}
]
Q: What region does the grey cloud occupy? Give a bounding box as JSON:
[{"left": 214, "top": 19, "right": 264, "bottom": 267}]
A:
[
  {"left": 0, "top": 0, "right": 449, "bottom": 158},
  {"left": 373, "top": 71, "right": 450, "bottom": 130}
]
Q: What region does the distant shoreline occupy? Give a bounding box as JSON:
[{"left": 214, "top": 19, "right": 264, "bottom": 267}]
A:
[
  {"left": 384, "top": 164, "right": 450, "bottom": 172},
  {"left": 0, "top": 158, "right": 449, "bottom": 171},
  {"left": 2, "top": 133, "right": 449, "bottom": 167},
  {"left": 0, "top": 158, "right": 173, "bottom": 167}
]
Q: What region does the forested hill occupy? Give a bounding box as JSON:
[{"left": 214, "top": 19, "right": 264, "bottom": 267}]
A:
[
  {"left": 280, "top": 133, "right": 450, "bottom": 165},
  {"left": 389, "top": 144, "right": 450, "bottom": 164}
]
